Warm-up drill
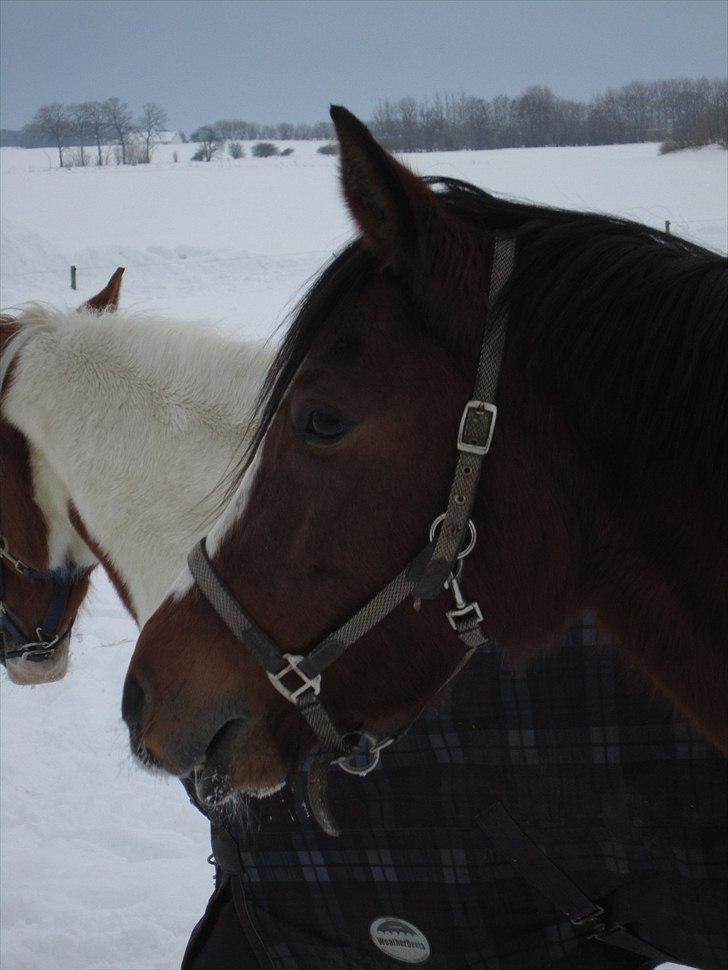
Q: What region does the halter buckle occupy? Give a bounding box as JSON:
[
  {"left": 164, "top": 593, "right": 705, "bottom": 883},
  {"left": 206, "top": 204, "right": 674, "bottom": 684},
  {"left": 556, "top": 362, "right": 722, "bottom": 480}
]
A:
[
  {"left": 457, "top": 400, "right": 497, "bottom": 455},
  {"left": 267, "top": 653, "right": 322, "bottom": 703},
  {"left": 2, "top": 630, "right": 61, "bottom": 663},
  {"left": 571, "top": 904, "right": 607, "bottom": 938}
]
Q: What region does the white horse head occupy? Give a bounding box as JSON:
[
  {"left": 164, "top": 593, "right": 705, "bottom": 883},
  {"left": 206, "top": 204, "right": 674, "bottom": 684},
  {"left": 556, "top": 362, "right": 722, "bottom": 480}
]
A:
[{"left": 1, "top": 271, "right": 271, "bottom": 683}]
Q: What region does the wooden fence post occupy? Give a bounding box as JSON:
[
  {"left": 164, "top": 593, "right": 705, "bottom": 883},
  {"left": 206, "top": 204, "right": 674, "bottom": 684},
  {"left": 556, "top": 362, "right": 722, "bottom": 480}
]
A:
[{"left": 70, "top": 265, "right": 77, "bottom": 290}]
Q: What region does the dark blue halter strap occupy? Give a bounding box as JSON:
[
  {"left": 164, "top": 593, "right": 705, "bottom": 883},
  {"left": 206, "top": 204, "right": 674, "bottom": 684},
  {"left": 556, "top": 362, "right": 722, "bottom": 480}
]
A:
[{"left": 0, "top": 537, "right": 91, "bottom": 664}]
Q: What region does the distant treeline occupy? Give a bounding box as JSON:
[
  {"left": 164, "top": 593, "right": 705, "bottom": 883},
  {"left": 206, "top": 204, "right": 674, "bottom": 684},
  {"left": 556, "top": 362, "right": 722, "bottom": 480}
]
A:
[
  {"left": 0, "top": 98, "right": 169, "bottom": 167},
  {"left": 3, "top": 77, "right": 725, "bottom": 164},
  {"left": 189, "top": 120, "right": 333, "bottom": 142},
  {"left": 185, "top": 77, "right": 728, "bottom": 154},
  {"left": 369, "top": 78, "right": 727, "bottom": 152}
]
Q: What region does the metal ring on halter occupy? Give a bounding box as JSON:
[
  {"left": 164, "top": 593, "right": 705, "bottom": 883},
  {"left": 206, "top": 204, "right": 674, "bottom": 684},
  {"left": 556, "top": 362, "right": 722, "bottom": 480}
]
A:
[
  {"left": 428, "top": 514, "right": 477, "bottom": 559},
  {"left": 335, "top": 731, "right": 395, "bottom": 776}
]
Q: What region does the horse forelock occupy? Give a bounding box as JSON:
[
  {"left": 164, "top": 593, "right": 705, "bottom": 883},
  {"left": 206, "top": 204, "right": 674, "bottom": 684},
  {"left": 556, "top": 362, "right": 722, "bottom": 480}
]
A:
[{"left": 227, "top": 240, "right": 377, "bottom": 500}]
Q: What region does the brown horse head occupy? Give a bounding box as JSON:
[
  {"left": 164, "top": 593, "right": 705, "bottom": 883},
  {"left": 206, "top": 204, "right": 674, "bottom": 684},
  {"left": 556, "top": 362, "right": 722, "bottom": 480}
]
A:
[
  {"left": 125, "top": 108, "right": 728, "bottom": 803},
  {"left": 1, "top": 269, "right": 124, "bottom": 684}
]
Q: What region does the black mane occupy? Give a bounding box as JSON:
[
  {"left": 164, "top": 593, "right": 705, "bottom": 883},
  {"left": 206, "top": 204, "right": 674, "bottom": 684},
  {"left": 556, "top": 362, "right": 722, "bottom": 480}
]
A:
[{"left": 242, "top": 177, "right": 728, "bottom": 490}]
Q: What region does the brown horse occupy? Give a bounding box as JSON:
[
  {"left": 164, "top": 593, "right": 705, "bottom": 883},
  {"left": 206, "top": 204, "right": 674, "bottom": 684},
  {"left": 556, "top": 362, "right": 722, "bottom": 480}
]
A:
[
  {"left": 125, "top": 109, "right": 727, "bottom": 968},
  {"left": 1, "top": 270, "right": 123, "bottom": 684}
]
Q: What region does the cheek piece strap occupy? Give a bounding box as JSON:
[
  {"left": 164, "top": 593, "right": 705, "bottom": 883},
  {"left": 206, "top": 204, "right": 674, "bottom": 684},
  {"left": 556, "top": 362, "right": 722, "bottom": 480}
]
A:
[{"left": 187, "top": 234, "right": 515, "bottom": 837}]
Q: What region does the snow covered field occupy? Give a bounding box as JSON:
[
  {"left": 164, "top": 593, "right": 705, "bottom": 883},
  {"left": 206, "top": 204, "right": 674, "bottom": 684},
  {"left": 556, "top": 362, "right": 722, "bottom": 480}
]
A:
[{"left": 1, "top": 137, "right": 724, "bottom": 970}]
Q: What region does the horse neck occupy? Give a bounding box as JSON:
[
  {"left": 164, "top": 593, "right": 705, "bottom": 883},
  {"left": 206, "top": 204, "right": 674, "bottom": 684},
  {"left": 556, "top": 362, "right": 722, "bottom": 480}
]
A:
[
  {"left": 589, "top": 457, "right": 728, "bottom": 753},
  {"left": 2, "top": 310, "right": 270, "bottom": 623},
  {"left": 477, "top": 349, "right": 728, "bottom": 755}
]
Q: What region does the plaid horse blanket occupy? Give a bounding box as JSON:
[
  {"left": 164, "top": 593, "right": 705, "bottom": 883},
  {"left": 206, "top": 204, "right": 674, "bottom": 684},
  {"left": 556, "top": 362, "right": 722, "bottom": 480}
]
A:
[{"left": 183, "top": 616, "right": 727, "bottom": 970}]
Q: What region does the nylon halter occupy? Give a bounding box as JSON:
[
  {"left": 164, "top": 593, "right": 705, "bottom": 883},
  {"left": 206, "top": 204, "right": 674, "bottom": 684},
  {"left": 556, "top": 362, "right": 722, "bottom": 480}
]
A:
[
  {"left": 0, "top": 534, "right": 90, "bottom": 665},
  {"left": 187, "top": 234, "right": 516, "bottom": 834}
]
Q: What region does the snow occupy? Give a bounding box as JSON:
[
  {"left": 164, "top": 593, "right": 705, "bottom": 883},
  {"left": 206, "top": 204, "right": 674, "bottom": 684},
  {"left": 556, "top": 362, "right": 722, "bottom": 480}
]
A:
[
  {"left": 2, "top": 139, "right": 725, "bottom": 332},
  {"left": 1, "top": 573, "right": 212, "bottom": 970},
  {"left": 1, "top": 138, "right": 724, "bottom": 970}
]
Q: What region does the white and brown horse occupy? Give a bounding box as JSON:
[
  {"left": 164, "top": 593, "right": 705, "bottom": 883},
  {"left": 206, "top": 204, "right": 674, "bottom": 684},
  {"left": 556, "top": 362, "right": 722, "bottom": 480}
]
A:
[{"left": 0, "top": 272, "right": 271, "bottom": 684}]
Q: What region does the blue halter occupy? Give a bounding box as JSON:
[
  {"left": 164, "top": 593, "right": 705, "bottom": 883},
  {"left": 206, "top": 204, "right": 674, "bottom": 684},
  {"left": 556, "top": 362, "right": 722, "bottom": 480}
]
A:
[{"left": 0, "top": 535, "right": 91, "bottom": 665}]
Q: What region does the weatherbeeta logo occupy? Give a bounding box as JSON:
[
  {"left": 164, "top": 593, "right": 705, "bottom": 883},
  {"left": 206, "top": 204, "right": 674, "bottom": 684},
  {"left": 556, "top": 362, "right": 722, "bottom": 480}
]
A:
[{"left": 369, "top": 917, "right": 431, "bottom": 964}]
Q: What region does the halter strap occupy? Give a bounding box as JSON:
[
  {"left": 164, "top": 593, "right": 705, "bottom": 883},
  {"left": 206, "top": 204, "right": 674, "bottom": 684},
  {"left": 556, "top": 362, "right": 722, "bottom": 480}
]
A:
[
  {"left": 187, "top": 233, "right": 516, "bottom": 833},
  {"left": 0, "top": 534, "right": 90, "bottom": 665},
  {"left": 419, "top": 235, "right": 515, "bottom": 597},
  {"left": 0, "top": 535, "right": 61, "bottom": 581}
]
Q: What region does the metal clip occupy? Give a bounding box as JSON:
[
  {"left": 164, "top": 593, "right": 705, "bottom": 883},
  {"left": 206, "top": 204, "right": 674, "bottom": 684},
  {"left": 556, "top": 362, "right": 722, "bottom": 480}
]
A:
[
  {"left": 23, "top": 629, "right": 61, "bottom": 662},
  {"left": 445, "top": 572, "right": 483, "bottom": 631},
  {"left": 3, "top": 630, "right": 61, "bottom": 663},
  {"left": 0, "top": 537, "right": 29, "bottom": 575}
]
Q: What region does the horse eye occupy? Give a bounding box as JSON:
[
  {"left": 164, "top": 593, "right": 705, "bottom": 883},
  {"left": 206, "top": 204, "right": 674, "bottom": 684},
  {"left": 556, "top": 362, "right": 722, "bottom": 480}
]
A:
[{"left": 303, "top": 407, "right": 349, "bottom": 443}]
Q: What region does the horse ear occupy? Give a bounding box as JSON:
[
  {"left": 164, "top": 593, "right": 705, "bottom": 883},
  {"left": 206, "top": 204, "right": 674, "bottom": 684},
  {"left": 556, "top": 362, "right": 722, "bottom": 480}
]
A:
[
  {"left": 329, "top": 106, "right": 445, "bottom": 273},
  {"left": 82, "top": 267, "right": 125, "bottom": 313}
]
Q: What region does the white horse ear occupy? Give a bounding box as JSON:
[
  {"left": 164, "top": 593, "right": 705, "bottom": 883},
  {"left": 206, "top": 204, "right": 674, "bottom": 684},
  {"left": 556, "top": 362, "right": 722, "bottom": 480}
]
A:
[
  {"left": 330, "top": 106, "right": 449, "bottom": 276},
  {"left": 81, "top": 267, "right": 125, "bottom": 313}
]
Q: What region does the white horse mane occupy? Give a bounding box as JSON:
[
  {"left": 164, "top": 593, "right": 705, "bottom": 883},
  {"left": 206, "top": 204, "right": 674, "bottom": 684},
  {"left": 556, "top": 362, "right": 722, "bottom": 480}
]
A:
[
  {"left": 1, "top": 302, "right": 273, "bottom": 624},
  {"left": 2, "top": 303, "right": 269, "bottom": 417},
  {"left": 0, "top": 303, "right": 60, "bottom": 395}
]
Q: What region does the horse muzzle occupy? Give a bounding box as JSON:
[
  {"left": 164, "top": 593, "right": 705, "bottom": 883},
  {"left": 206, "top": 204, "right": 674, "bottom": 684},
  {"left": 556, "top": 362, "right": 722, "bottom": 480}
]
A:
[
  {"left": 2, "top": 626, "right": 72, "bottom": 685},
  {"left": 121, "top": 664, "right": 254, "bottom": 783}
]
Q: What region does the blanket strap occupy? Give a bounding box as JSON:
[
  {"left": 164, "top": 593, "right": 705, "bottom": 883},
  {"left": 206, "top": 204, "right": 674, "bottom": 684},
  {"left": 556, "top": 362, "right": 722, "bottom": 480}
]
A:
[{"left": 477, "top": 802, "right": 679, "bottom": 966}]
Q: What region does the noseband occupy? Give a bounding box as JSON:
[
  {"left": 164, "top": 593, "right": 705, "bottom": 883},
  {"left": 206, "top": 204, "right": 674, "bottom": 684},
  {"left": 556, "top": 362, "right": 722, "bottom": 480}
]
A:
[
  {"left": 187, "top": 234, "right": 516, "bottom": 834},
  {"left": 0, "top": 534, "right": 90, "bottom": 666}
]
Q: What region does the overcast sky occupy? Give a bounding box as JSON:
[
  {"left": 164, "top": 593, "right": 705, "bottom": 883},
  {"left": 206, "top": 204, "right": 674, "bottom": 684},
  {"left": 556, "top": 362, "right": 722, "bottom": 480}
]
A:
[{"left": 1, "top": 0, "right": 726, "bottom": 131}]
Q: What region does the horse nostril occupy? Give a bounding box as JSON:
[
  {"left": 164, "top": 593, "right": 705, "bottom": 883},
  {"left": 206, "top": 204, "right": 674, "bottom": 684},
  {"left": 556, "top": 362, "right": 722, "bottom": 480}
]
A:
[{"left": 121, "top": 673, "right": 146, "bottom": 734}]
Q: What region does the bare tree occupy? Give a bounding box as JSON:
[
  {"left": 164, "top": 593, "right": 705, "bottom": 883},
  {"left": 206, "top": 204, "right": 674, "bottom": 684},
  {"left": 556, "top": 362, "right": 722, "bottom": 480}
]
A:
[
  {"left": 85, "top": 100, "right": 110, "bottom": 165},
  {"left": 203, "top": 119, "right": 254, "bottom": 140},
  {"left": 137, "top": 102, "right": 168, "bottom": 163},
  {"left": 191, "top": 126, "right": 221, "bottom": 161},
  {"left": 33, "top": 102, "right": 71, "bottom": 167},
  {"left": 103, "top": 97, "right": 134, "bottom": 164},
  {"left": 516, "top": 86, "right": 558, "bottom": 147},
  {"left": 69, "top": 102, "right": 95, "bottom": 166},
  {"left": 707, "top": 77, "right": 728, "bottom": 147}
]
